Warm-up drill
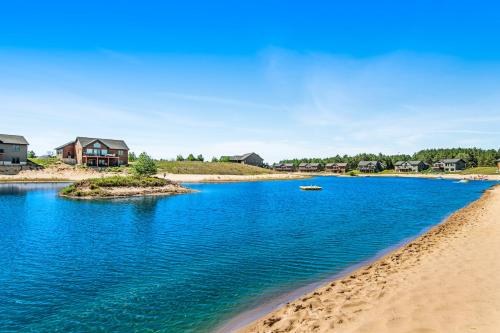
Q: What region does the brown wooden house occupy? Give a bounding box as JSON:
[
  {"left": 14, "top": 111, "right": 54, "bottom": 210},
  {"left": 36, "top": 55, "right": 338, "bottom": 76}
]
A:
[
  {"left": 298, "top": 162, "right": 322, "bottom": 172},
  {"left": 274, "top": 163, "right": 295, "bottom": 172},
  {"left": 55, "top": 137, "right": 129, "bottom": 167},
  {"left": 325, "top": 162, "right": 348, "bottom": 173}
]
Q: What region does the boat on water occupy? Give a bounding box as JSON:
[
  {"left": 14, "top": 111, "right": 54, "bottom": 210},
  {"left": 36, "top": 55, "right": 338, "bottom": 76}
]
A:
[
  {"left": 300, "top": 186, "right": 322, "bottom": 191},
  {"left": 458, "top": 179, "right": 470, "bottom": 183}
]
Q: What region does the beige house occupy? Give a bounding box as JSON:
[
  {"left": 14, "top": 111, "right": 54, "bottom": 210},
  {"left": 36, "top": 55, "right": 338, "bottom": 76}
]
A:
[
  {"left": 394, "top": 161, "right": 428, "bottom": 173},
  {"left": 0, "top": 134, "right": 29, "bottom": 165}
]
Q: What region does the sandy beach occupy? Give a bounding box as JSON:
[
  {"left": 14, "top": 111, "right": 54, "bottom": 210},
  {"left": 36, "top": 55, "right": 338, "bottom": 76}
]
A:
[{"left": 236, "top": 184, "right": 500, "bottom": 333}]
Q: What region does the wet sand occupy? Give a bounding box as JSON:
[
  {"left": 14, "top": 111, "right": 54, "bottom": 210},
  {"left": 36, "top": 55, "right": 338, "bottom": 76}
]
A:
[{"left": 235, "top": 185, "right": 500, "bottom": 333}]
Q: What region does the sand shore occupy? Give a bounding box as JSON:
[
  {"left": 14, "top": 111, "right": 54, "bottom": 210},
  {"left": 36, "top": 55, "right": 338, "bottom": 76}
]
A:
[
  {"left": 235, "top": 184, "right": 500, "bottom": 333},
  {"left": 158, "top": 173, "right": 310, "bottom": 183},
  {"left": 0, "top": 165, "right": 309, "bottom": 184}
]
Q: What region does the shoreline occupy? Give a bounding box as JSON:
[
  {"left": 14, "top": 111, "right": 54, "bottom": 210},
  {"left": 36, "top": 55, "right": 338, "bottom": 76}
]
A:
[
  {"left": 215, "top": 232, "right": 425, "bottom": 333},
  {"left": 232, "top": 184, "right": 500, "bottom": 333}
]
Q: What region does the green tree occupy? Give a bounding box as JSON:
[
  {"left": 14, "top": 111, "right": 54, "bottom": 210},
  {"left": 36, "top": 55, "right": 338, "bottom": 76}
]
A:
[
  {"left": 211, "top": 156, "right": 218, "bottom": 162},
  {"left": 28, "top": 150, "right": 36, "bottom": 158},
  {"left": 176, "top": 154, "right": 184, "bottom": 161},
  {"left": 128, "top": 152, "right": 137, "bottom": 162},
  {"left": 219, "top": 156, "right": 230, "bottom": 162},
  {"left": 132, "top": 152, "right": 157, "bottom": 177},
  {"left": 196, "top": 154, "right": 204, "bottom": 162},
  {"left": 187, "top": 154, "right": 196, "bottom": 161}
]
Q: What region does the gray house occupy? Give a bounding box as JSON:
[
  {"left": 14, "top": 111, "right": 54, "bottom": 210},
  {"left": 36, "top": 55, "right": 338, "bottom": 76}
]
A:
[
  {"left": 224, "top": 152, "right": 264, "bottom": 167},
  {"left": 0, "top": 134, "right": 29, "bottom": 165},
  {"left": 394, "top": 161, "right": 428, "bottom": 173},
  {"left": 432, "top": 159, "right": 466, "bottom": 172},
  {"left": 358, "top": 161, "right": 384, "bottom": 173}
]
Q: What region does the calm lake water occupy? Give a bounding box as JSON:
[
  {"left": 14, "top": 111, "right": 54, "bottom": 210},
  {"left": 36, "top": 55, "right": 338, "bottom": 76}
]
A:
[{"left": 0, "top": 177, "right": 495, "bottom": 332}]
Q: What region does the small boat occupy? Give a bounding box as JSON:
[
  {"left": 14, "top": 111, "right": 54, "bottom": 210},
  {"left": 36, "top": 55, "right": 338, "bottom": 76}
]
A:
[
  {"left": 300, "top": 185, "right": 322, "bottom": 191},
  {"left": 458, "top": 179, "right": 470, "bottom": 183}
]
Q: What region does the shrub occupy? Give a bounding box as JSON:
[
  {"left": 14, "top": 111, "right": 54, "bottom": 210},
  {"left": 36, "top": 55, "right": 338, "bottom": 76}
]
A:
[{"left": 132, "top": 152, "right": 157, "bottom": 177}]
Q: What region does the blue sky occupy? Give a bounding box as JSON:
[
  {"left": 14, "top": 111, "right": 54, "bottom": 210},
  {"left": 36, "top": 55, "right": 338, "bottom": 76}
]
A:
[{"left": 1, "top": 1, "right": 500, "bottom": 162}]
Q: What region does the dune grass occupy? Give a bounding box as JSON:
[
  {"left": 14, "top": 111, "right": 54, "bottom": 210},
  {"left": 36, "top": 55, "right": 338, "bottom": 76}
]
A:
[
  {"left": 28, "top": 157, "right": 59, "bottom": 168},
  {"left": 155, "top": 161, "right": 273, "bottom": 175}
]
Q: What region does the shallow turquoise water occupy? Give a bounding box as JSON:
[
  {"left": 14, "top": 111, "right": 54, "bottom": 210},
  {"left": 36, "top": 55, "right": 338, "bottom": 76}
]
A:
[{"left": 0, "top": 177, "right": 494, "bottom": 332}]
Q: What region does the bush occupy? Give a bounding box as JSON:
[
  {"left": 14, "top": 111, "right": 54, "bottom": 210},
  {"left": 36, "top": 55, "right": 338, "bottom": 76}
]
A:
[{"left": 132, "top": 152, "right": 157, "bottom": 177}]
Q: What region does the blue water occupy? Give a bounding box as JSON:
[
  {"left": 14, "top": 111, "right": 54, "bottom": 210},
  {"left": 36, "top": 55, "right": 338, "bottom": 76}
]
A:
[{"left": 0, "top": 177, "right": 494, "bottom": 332}]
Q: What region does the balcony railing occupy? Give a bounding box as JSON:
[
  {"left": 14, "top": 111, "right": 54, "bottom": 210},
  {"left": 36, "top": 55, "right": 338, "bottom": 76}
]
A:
[{"left": 83, "top": 153, "right": 117, "bottom": 157}]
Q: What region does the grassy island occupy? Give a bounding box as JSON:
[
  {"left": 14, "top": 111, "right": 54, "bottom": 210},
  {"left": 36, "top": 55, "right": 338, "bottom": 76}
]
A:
[{"left": 60, "top": 175, "right": 193, "bottom": 199}]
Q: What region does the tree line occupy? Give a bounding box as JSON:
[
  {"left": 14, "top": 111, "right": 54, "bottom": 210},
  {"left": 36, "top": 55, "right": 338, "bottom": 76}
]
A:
[{"left": 279, "top": 148, "right": 500, "bottom": 170}]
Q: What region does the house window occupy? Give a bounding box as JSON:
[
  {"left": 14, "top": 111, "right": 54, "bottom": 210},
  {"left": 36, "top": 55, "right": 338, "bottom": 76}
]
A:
[
  {"left": 93, "top": 142, "right": 101, "bottom": 148},
  {"left": 101, "top": 149, "right": 108, "bottom": 156},
  {"left": 11, "top": 157, "right": 20, "bottom": 164},
  {"left": 86, "top": 148, "right": 93, "bottom": 155},
  {"left": 0, "top": 149, "right": 4, "bottom": 153},
  {"left": 13, "top": 145, "right": 20, "bottom": 152},
  {"left": 118, "top": 150, "right": 123, "bottom": 156}
]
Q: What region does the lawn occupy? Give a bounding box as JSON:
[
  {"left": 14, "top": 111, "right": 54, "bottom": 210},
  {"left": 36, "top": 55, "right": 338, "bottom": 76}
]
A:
[
  {"left": 459, "top": 167, "right": 499, "bottom": 175},
  {"left": 155, "top": 161, "right": 273, "bottom": 175}
]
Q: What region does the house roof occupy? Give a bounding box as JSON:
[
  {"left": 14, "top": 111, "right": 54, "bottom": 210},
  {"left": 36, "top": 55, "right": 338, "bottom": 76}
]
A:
[
  {"left": 308, "top": 163, "right": 321, "bottom": 167},
  {"left": 0, "top": 134, "right": 29, "bottom": 145},
  {"left": 335, "top": 163, "right": 348, "bottom": 167},
  {"left": 77, "top": 137, "right": 129, "bottom": 150},
  {"left": 299, "top": 163, "right": 308, "bottom": 167},
  {"left": 325, "top": 163, "right": 335, "bottom": 167},
  {"left": 395, "top": 160, "right": 424, "bottom": 166},
  {"left": 358, "top": 160, "right": 379, "bottom": 166},
  {"left": 54, "top": 140, "right": 76, "bottom": 150},
  {"left": 227, "top": 152, "right": 261, "bottom": 162},
  {"left": 56, "top": 137, "right": 129, "bottom": 150},
  {"left": 442, "top": 158, "right": 465, "bottom": 163}
]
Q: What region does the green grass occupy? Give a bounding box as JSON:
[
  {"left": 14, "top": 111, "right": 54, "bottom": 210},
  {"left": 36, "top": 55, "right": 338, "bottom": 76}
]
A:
[
  {"left": 60, "top": 176, "right": 170, "bottom": 197},
  {"left": 29, "top": 157, "right": 59, "bottom": 168},
  {"left": 459, "top": 167, "right": 499, "bottom": 175},
  {"left": 155, "top": 161, "right": 273, "bottom": 175}
]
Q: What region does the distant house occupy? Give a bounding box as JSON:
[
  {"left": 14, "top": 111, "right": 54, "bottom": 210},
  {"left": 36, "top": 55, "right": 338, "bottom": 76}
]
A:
[
  {"left": 358, "top": 161, "right": 384, "bottom": 173},
  {"left": 325, "top": 162, "right": 348, "bottom": 173},
  {"left": 222, "top": 152, "right": 263, "bottom": 167},
  {"left": 55, "top": 137, "right": 129, "bottom": 167},
  {"left": 0, "top": 134, "right": 29, "bottom": 166},
  {"left": 274, "top": 163, "right": 295, "bottom": 172},
  {"left": 432, "top": 159, "right": 466, "bottom": 172},
  {"left": 394, "top": 161, "right": 428, "bottom": 173},
  {"left": 298, "top": 162, "right": 322, "bottom": 172}
]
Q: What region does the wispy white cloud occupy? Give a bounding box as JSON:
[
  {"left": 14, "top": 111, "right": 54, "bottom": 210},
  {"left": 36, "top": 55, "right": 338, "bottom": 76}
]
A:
[{"left": 1, "top": 49, "right": 500, "bottom": 162}]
